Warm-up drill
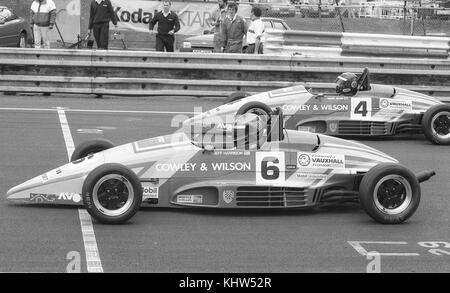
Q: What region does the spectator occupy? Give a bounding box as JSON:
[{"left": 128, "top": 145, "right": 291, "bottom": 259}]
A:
[
  {"left": 245, "top": 6, "right": 264, "bottom": 54},
  {"left": 222, "top": 2, "right": 247, "bottom": 53},
  {"left": 88, "top": 0, "right": 118, "bottom": 50},
  {"left": 30, "top": 0, "right": 56, "bottom": 49},
  {"left": 208, "top": 0, "right": 228, "bottom": 53},
  {"left": 149, "top": 1, "right": 181, "bottom": 52}
]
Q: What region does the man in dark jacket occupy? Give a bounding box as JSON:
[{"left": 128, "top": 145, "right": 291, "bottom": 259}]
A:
[
  {"left": 222, "top": 2, "right": 247, "bottom": 53},
  {"left": 88, "top": 0, "right": 118, "bottom": 50},
  {"left": 149, "top": 1, "right": 181, "bottom": 52}
]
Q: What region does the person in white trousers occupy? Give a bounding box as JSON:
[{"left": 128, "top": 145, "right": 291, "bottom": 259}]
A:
[{"left": 30, "top": 0, "right": 56, "bottom": 49}]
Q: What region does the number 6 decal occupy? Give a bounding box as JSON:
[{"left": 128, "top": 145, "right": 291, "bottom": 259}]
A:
[
  {"left": 351, "top": 98, "right": 372, "bottom": 120},
  {"left": 256, "top": 152, "right": 285, "bottom": 185}
]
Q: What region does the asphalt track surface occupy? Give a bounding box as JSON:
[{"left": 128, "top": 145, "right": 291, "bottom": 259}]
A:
[{"left": 0, "top": 93, "right": 449, "bottom": 273}]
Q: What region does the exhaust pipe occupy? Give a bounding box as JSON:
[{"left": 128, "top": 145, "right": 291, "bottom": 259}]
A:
[{"left": 416, "top": 170, "right": 436, "bottom": 183}]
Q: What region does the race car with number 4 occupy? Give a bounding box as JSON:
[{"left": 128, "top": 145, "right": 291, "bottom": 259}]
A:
[
  {"left": 186, "top": 68, "right": 450, "bottom": 145},
  {"left": 6, "top": 111, "right": 435, "bottom": 224}
]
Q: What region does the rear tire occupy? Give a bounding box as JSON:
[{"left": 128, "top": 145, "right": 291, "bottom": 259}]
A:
[
  {"left": 82, "top": 163, "right": 142, "bottom": 224},
  {"left": 421, "top": 104, "right": 450, "bottom": 145},
  {"left": 71, "top": 139, "right": 114, "bottom": 162},
  {"left": 359, "top": 163, "right": 421, "bottom": 224},
  {"left": 224, "top": 91, "right": 251, "bottom": 104}
]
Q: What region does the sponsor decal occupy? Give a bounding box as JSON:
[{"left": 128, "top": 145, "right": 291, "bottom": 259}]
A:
[
  {"left": 282, "top": 104, "right": 349, "bottom": 113},
  {"left": 297, "top": 153, "right": 345, "bottom": 169},
  {"left": 329, "top": 122, "right": 338, "bottom": 133},
  {"left": 30, "top": 193, "right": 56, "bottom": 202},
  {"left": 155, "top": 162, "right": 252, "bottom": 172},
  {"left": 223, "top": 190, "right": 235, "bottom": 204},
  {"left": 295, "top": 173, "right": 328, "bottom": 180},
  {"left": 379, "top": 99, "right": 412, "bottom": 111},
  {"left": 58, "top": 193, "right": 82, "bottom": 203},
  {"left": 297, "top": 154, "right": 311, "bottom": 167},
  {"left": 297, "top": 126, "right": 316, "bottom": 133},
  {"left": 213, "top": 150, "right": 251, "bottom": 156},
  {"left": 156, "top": 163, "right": 196, "bottom": 172},
  {"left": 142, "top": 185, "right": 159, "bottom": 200},
  {"left": 41, "top": 174, "right": 49, "bottom": 183},
  {"left": 177, "top": 194, "right": 203, "bottom": 204}
]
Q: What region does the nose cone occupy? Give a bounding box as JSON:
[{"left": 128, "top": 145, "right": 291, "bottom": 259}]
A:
[{"left": 7, "top": 175, "right": 45, "bottom": 201}]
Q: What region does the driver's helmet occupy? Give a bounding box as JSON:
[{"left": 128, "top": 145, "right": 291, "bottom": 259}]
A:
[{"left": 335, "top": 72, "right": 358, "bottom": 96}]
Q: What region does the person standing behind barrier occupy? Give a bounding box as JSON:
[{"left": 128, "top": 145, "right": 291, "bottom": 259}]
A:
[
  {"left": 245, "top": 6, "right": 264, "bottom": 54},
  {"left": 222, "top": 2, "right": 247, "bottom": 53},
  {"left": 209, "top": 0, "right": 228, "bottom": 53},
  {"left": 30, "top": 0, "right": 56, "bottom": 49},
  {"left": 149, "top": 1, "right": 181, "bottom": 52},
  {"left": 88, "top": 0, "right": 118, "bottom": 50}
]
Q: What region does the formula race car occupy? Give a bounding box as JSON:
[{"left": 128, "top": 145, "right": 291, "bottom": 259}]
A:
[
  {"left": 6, "top": 112, "right": 435, "bottom": 224},
  {"left": 185, "top": 68, "right": 450, "bottom": 145}
]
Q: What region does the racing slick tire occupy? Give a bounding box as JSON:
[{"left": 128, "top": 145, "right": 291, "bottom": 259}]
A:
[
  {"left": 82, "top": 163, "right": 142, "bottom": 224},
  {"left": 224, "top": 91, "right": 251, "bottom": 104},
  {"left": 421, "top": 104, "right": 450, "bottom": 145},
  {"left": 236, "top": 102, "right": 273, "bottom": 119},
  {"left": 359, "top": 163, "right": 421, "bottom": 224},
  {"left": 70, "top": 139, "right": 114, "bottom": 162}
]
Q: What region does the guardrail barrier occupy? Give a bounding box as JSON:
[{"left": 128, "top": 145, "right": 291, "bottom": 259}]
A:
[{"left": 1, "top": 48, "right": 450, "bottom": 98}]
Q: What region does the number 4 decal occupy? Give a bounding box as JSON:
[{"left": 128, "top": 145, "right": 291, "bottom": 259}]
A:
[
  {"left": 256, "top": 152, "right": 285, "bottom": 185},
  {"left": 351, "top": 98, "right": 372, "bottom": 120}
]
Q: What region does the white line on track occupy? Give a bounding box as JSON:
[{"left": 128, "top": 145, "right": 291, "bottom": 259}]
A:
[
  {"left": 56, "top": 107, "right": 104, "bottom": 273},
  {"left": 0, "top": 107, "right": 195, "bottom": 115},
  {"left": 348, "top": 241, "right": 420, "bottom": 257}
]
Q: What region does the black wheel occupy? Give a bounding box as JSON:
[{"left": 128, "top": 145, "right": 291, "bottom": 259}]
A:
[
  {"left": 421, "top": 104, "right": 450, "bottom": 145},
  {"left": 236, "top": 101, "right": 272, "bottom": 118},
  {"left": 224, "top": 91, "right": 251, "bottom": 104},
  {"left": 71, "top": 139, "right": 114, "bottom": 162},
  {"left": 18, "top": 32, "right": 27, "bottom": 48},
  {"left": 359, "top": 163, "right": 421, "bottom": 224},
  {"left": 82, "top": 163, "right": 142, "bottom": 224}
]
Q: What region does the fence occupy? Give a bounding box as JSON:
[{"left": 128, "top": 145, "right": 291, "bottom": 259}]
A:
[
  {"left": 263, "top": 3, "right": 450, "bottom": 36},
  {"left": 1, "top": 48, "right": 450, "bottom": 98}
]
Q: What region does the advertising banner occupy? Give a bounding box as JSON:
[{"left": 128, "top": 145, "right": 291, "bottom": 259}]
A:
[{"left": 111, "top": 0, "right": 251, "bottom": 35}]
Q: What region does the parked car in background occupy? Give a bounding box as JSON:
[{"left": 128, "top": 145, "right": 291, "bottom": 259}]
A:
[
  {"left": 181, "top": 17, "right": 291, "bottom": 53},
  {"left": 0, "top": 6, "right": 31, "bottom": 48},
  {"left": 252, "top": 0, "right": 297, "bottom": 17},
  {"left": 298, "top": 0, "right": 337, "bottom": 18}
]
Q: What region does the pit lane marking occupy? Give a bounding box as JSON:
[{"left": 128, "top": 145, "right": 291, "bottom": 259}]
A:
[
  {"left": 348, "top": 241, "right": 420, "bottom": 256},
  {"left": 57, "top": 107, "right": 103, "bottom": 273},
  {"left": 0, "top": 107, "right": 195, "bottom": 115}
]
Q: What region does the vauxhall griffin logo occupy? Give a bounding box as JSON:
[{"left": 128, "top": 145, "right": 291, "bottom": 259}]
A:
[{"left": 298, "top": 154, "right": 311, "bottom": 167}]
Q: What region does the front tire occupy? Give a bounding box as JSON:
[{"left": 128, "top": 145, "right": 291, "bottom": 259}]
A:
[
  {"left": 71, "top": 139, "right": 114, "bottom": 162},
  {"left": 236, "top": 101, "right": 272, "bottom": 118},
  {"left": 422, "top": 104, "right": 450, "bottom": 145},
  {"left": 359, "top": 163, "right": 421, "bottom": 224},
  {"left": 82, "top": 163, "right": 142, "bottom": 224}
]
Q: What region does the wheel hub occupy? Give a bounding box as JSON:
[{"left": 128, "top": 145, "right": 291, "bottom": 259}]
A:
[
  {"left": 431, "top": 111, "right": 450, "bottom": 139},
  {"left": 373, "top": 175, "right": 412, "bottom": 215},
  {"left": 93, "top": 174, "right": 134, "bottom": 217}
]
